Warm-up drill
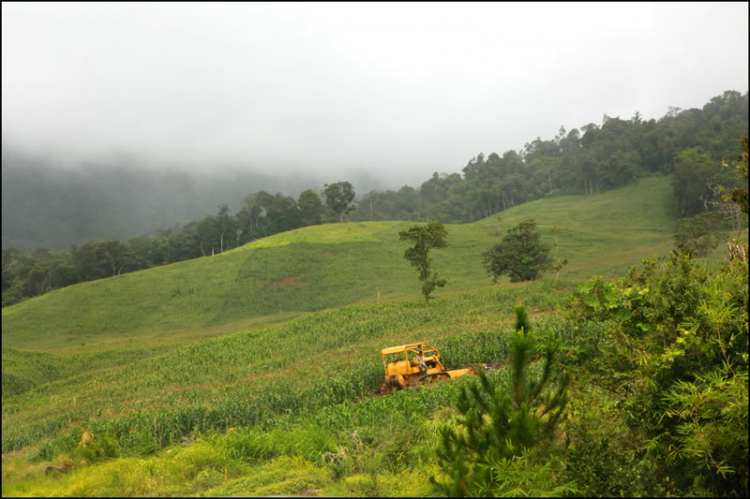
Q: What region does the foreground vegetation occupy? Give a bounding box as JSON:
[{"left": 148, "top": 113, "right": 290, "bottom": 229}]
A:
[
  {"left": 3, "top": 279, "right": 577, "bottom": 496},
  {"left": 2, "top": 279, "right": 575, "bottom": 456}
]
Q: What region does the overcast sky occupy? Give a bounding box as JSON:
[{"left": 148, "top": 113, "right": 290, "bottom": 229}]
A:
[{"left": 2, "top": 2, "right": 748, "bottom": 186}]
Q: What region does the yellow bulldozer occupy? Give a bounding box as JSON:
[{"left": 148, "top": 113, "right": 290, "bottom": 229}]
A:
[{"left": 380, "top": 342, "right": 475, "bottom": 392}]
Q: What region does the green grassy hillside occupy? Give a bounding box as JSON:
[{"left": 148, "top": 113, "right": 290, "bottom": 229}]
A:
[
  {"left": 2, "top": 176, "right": 676, "bottom": 353},
  {"left": 2, "top": 175, "right": 746, "bottom": 497}
]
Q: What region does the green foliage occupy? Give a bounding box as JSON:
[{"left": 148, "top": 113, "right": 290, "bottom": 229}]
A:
[
  {"left": 344, "top": 91, "right": 749, "bottom": 224},
  {"left": 3, "top": 177, "right": 734, "bottom": 495},
  {"left": 482, "top": 220, "right": 552, "bottom": 282},
  {"left": 567, "top": 248, "right": 749, "bottom": 496},
  {"left": 298, "top": 189, "right": 324, "bottom": 226},
  {"left": 2, "top": 175, "right": 683, "bottom": 321},
  {"left": 2, "top": 286, "right": 24, "bottom": 308},
  {"left": 206, "top": 455, "right": 330, "bottom": 497},
  {"left": 472, "top": 451, "right": 577, "bottom": 498},
  {"left": 2, "top": 280, "right": 575, "bottom": 457},
  {"left": 562, "top": 383, "right": 672, "bottom": 497},
  {"left": 3, "top": 186, "right": 317, "bottom": 307},
  {"left": 672, "top": 147, "right": 723, "bottom": 218},
  {"left": 432, "top": 305, "right": 572, "bottom": 496},
  {"left": 322, "top": 182, "right": 357, "bottom": 222},
  {"left": 3, "top": 92, "right": 746, "bottom": 257},
  {"left": 674, "top": 211, "right": 724, "bottom": 257},
  {"left": 6, "top": 174, "right": 677, "bottom": 350},
  {"left": 4, "top": 123, "right": 750, "bottom": 496},
  {"left": 399, "top": 222, "right": 449, "bottom": 306},
  {"left": 2, "top": 247, "right": 79, "bottom": 306},
  {"left": 74, "top": 434, "right": 121, "bottom": 464},
  {"left": 6, "top": 94, "right": 746, "bottom": 308},
  {"left": 723, "top": 134, "right": 749, "bottom": 215}
]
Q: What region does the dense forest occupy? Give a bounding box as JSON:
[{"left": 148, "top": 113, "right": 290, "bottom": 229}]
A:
[{"left": 2, "top": 90, "right": 748, "bottom": 307}]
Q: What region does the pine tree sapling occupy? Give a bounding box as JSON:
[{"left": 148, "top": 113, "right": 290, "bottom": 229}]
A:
[{"left": 432, "top": 305, "right": 572, "bottom": 496}]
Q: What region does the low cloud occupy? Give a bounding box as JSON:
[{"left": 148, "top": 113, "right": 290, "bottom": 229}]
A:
[{"left": 2, "top": 3, "right": 748, "bottom": 187}]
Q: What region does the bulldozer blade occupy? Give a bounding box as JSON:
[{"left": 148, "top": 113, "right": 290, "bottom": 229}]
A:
[{"left": 446, "top": 367, "right": 475, "bottom": 379}]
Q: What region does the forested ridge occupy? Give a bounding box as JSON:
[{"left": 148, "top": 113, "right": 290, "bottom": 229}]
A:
[
  {"left": 350, "top": 90, "right": 748, "bottom": 222},
  {"left": 2, "top": 90, "right": 747, "bottom": 307}
]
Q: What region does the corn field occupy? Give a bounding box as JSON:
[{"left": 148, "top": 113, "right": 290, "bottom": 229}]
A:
[{"left": 3, "top": 279, "right": 577, "bottom": 459}]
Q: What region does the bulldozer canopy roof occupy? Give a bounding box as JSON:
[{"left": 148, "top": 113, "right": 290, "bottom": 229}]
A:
[{"left": 381, "top": 343, "right": 433, "bottom": 355}]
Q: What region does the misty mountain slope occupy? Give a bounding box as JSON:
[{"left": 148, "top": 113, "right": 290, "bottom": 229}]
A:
[
  {"left": 1, "top": 177, "right": 677, "bottom": 352},
  {"left": 0, "top": 157, "right": 329, "bottom": 250},
  {"left": 0, "top": 150, "right": 395, "bottom": 250}
]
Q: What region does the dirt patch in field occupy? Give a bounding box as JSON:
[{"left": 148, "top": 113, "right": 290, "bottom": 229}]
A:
[{"left": 269, "top": 277, "right": 306, "bottom": 287}]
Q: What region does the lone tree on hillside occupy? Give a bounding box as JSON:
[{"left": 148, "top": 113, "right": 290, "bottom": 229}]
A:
[
  {"left": 550, "top": 226, "right": 568, "bottom": 278},
  {"left": 399, "top": 222, "right": 448, "bottom": 307},
  {"left": 482, "top": 219, "right": 552, "bottom": 283},
  {"left": 322, "top": 182, "right": 357, "bottom": 222}
]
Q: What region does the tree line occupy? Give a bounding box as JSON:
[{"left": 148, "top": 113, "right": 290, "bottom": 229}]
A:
[
  {"left": 1, "top": 183, "right": 356, "bottom": 306},
  {"left": 3, "top": 91, "right": 747, "bottom": 307}
]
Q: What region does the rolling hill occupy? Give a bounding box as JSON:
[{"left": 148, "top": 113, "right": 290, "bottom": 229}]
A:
[
  {"left": 2, "top": 176, "right": 676, "bottom": 353},
  {"left": 6, "top": 175, "right": 729, "bottom": 497}
]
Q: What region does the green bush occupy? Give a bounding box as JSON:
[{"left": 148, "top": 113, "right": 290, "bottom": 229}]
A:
[
  {"left": 566, "top": 249, "right": 748, "bottom": 496},
  {"left": 563, "top": 383, "right": 672, "bottom": 497}
]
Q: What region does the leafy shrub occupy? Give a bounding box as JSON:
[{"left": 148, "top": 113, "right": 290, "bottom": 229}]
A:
[
  {"left": 674, "top": 211, "right": 724, "bottom": 257},
  {"left": 563, "top": 383, "right": 672, "bottom": 497},
  {"left": 566, "top": 248, "right": 748, "bottom": 496}
]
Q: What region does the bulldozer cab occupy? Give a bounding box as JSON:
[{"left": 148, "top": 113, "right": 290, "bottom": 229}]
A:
[{"left": 381, "top": 342, "right": 441, "bottom": 377}]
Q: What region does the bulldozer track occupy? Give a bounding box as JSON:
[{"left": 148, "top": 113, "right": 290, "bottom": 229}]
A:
[{"left": 376, "top": 371, "right": 464, "bottom": 396}]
